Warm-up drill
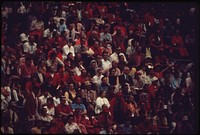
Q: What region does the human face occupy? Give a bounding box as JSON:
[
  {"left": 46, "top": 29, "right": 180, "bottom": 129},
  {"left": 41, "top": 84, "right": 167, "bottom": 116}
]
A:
[
  {"left": 103, "top": 52, "right": 108, "bottom": 60},
  {"left": 69, "top": 84, "right": 74, "bottom": 90}
]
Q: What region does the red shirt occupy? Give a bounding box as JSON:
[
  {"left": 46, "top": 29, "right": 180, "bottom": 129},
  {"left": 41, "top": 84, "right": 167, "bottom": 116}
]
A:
[
  {"left": 148, "top": 84, "right": 158, "bottom": 98},
  {"left": 56, "top": 103, "right": 72, "bottom": 115},
  {"left": 25, "top": 81, "right": 40, "bottom": 93},
  {"left": 20, "top": 64, "right": 36, "bottom": 78},
  {"left": 45, "top": 72, "right": 61, "bottom": 87},
  {"left": 114, "top": 25, "right": 127, "bottom": 37},
  {"left": 171, "top": 35, "right": 183, "bottom": 46},
  {"left": 90, "top": 46, "right": 103, "bottom": 56}
]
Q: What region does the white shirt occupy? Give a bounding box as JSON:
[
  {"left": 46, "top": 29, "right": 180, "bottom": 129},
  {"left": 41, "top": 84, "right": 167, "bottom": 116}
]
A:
[
  {"left": 39, "top": 115, "right": 53, "bottom": 122},
  {"left": 44, "top": 106, "right": 55, "bottom": 116},
  {"left": 23, "top": 42, "right": 37, "bottom": 54},
  {"left": 53, "top": 97, "right": 61, "bottom": 107},
  {"left": 63, "top": 44, "right": 75, "bottom": 57},
  {"left": 37, "top": 73, "right": 44, "bottom": 83},
  {"left": 93, "top": 74, "right": 104, "bottom": 85},
  {"left": 74, "top": 66, "right": 85, "bottom": 76},
  {"left": 95, "top": 97, "right": 110, "bottom": 114},
  {"left": 46, "top": 57, "right": 64, "bottom": 72},
  {"left": 1, "top": 127, "right": 14, "bottom": 134},
  {"left": 39, "top": 95, "right": 51, "bottom": 106},
  {"left": 100, "top": 32, "right": 112, "bottom": 42},
  {"left": 30, "top": 20, "right": 44, "bottom": 31},
  {"left": 43, "top": 29, "right": 57, "bottom": 39},
  {"left": 110, "top": 52, "right": 127, "bottom": 63},
  {"left": 101, "top": 59, "right": 112, "bottom": 73},
  {"left": 53, "top": 97, "right": 68, "bottom": 107},
  {"left": 1, "top": 94, "right": 8, "bottom": 111},
  {"left": 64, "top": 122, "right": 81, "bottom": 134}
]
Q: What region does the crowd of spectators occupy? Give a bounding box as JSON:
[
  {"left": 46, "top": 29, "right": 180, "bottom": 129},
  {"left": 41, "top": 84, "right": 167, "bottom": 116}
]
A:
[{"left": 1, "top": 2, "right": 198, "bottom": 134}]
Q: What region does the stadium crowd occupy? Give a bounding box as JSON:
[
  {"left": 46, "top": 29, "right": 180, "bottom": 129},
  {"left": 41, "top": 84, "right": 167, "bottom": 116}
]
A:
[{"left": 1, "top": 2, "right": 198, "bottom": 134}]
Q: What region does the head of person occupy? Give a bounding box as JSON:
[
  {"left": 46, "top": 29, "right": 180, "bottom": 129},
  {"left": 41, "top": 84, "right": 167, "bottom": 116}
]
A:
[
  {"left": 25, "top": 56, "right": 32, "bottom": 65},
  {"left": 116, "top": 47, "right": 121, "bottom": 54},
  {"left": 102, "top": 51, "right": 109, "bottom": 60},
  {"left": 61, "top": 96, "right": 66, "bottom": 105},
  {"left": 101, "top": 76, "right": 108, "bottom": 84},
  {"left": 96, "top": 68, "right": 103, "bottom": 75},
  {"left": 94, "top": 40, "right": 100, "bottom": 48},
  {"left": 60, "top": 18, "right": 65, "bottom": 25},
  {"left": 102, "top": 104, "right": 109, "bottom": 114},
  {"left": 90, "top": 60, "right": 97, "bottom": 68},
  {"left": 110, "top": 68, "right": 116, "bottom": 76},
  {"left": 47, "top": 97, "right": 54, "bottom": 107},
  {"left": 99, "top": 90, "right": 106, "bottom": 98},
  {"left": 124, "top": 66, "right": 130, "bottom": 75},
  {"left": 84, "top": 81, "right": 91, "bottom": 90},
  {"left": 69, "top": 83, "right": 75, "bottom": 91},
  {"left": 75, "top": 96, "right": 82, "bottom": 104},
  {"left": 68, "top": 38, "right": 73, "bottom": 46},
  {"left": 50, "top": 51, "right": 57, "bottom": 60},
  {"left": 67, "top": 114, "right": 75, "bottom": 124},
  {"left": 81, "top": 69, "right": 87, "bottom": 77},
  {"left": 29, "top": 35, "right": 35, "bottom": 43}
]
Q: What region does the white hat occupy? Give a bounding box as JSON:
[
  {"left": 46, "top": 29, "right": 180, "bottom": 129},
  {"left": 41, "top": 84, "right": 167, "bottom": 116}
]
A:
[
  {"left": 152, "top": 76, "right": 158, "bottom": 82},
  {"left": 20, "top": 33, "right": 29, "bottom": 42}
]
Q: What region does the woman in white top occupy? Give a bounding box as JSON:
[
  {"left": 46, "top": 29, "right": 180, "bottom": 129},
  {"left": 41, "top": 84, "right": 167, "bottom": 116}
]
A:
[{"left": 95, "top": 91, "right": 110, "bottom": 114}]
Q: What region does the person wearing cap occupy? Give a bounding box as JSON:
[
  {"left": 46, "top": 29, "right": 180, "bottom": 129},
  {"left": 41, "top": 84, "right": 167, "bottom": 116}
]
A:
[
  {"left": 126, "top": 38, "right": 136, "bottom": 60},
  {"left": 83, "top": 81, "right": 97, "bottom": 104},
  {"left": 88, "top": 60, "right": 98, "bottom": 77}
]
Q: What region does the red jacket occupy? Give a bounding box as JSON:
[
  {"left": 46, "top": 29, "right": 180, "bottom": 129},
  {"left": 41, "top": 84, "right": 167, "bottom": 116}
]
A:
[{"left": 45, "top": 72, "right": 61, "bottom": 87}]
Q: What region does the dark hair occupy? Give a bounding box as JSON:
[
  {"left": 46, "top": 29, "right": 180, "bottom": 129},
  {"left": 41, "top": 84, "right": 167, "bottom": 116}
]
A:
[{"left": 99, "top": 90, "right": 106, "bottom": 96}]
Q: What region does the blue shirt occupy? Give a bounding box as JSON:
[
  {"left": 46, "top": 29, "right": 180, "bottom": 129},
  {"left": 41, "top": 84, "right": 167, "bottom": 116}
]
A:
[{"left": 70, "top": 103, "right": 86, "bottom": 113}]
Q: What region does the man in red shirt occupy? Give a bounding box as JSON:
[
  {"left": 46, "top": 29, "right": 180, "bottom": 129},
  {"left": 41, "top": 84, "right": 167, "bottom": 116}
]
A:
[{"left": 55, "top": 96, "right": 73, "bottom": 118}]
